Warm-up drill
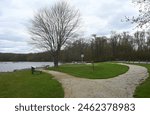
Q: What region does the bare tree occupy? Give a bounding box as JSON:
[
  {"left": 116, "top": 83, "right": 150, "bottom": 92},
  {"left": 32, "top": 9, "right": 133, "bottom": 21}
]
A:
[{"left": 29, "top": 1, "right": 80, "bottom": 67}]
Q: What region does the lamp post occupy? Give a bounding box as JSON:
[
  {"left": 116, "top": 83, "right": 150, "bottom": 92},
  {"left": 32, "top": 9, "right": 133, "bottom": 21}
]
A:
[
  {"left": 81, "top": 53, "right": 84, "bottom": 63},
  {"left": 91, "top": 36, "right": 95, "bottom": 71}
]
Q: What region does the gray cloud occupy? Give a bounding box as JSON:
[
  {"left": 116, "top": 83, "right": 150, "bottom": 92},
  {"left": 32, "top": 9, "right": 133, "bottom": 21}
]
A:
[
  {"left": 0, "top": 40, "right": 27, "bottom": 53},
  {"left": 0, "top": 40, "right": 41, "bottom": 53},
  {"left": 0, "top": 0, "right": 139, "bottom": 53},
  {"left": 70, "top": 0, "right": 139, "bottom": 36}
]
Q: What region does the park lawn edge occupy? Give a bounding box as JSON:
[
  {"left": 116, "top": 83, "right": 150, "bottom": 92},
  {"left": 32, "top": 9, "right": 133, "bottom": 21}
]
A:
[
  {"left": 49, "top": 62, "right": 129, "bottom": 79},
  {"left": 132, "top": 64, "right": 150, "bottom": 98},
  {"left": 122, "top": 62, "right": 150, "bottom": 98},
  {"left": 0, "top": 70, "right": 64, "bottom": 98}
]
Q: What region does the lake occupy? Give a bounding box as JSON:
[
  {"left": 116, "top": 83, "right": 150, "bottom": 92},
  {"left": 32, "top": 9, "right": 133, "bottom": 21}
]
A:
[{"left": 0, "top": 62, "right": 54, "bottom": 72}]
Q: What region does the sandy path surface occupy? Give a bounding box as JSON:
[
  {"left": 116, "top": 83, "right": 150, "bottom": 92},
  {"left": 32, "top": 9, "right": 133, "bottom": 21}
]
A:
[{"left": 42, "top": 63, "right": 148, "bottom": 98}]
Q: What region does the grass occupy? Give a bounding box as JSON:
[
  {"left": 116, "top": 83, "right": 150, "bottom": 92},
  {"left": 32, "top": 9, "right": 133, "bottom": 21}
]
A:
[
  {"left": 133, "top": 64, "right": 150, "bottom": 98},
  {"left": 0, "top": 70, "right": 64, "bottom": 98},
  {"left": 49, "top": 62, "right": 129, "bottom": 79}
]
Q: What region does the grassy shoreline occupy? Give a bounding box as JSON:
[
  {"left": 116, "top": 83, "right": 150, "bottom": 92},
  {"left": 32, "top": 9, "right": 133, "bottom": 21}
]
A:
[{"left": 0, "top": 70, "right": 64, "bottom": 98}]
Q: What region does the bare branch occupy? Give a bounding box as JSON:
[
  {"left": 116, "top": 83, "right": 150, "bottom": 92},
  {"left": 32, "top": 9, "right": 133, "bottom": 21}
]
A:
[{"left": 126, "top": 0, "right": 150, "bottom": 28}]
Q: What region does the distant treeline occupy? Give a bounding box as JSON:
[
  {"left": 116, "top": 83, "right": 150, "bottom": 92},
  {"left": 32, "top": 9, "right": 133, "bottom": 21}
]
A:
[
  {"left": 61, "top": 31, "right": 150, "bottom": 62},
  {"left": 1, "top": 30, "right": 150, "bottom": 62},
  {"left": 0, "top": 52, "right": 53, "bottom": 62}
]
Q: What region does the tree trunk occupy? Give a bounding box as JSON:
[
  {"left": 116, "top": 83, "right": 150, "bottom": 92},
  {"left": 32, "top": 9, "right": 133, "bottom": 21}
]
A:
[
  {"left": 54, "top": 57, "right": 58, "bottom": 67},
  {"left": 53, "top": 51, "right": 59, "bottom": 67}
]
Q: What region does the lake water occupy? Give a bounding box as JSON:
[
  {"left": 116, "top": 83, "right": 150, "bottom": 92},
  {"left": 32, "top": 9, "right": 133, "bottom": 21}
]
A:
[{"left": 0, "top": 62, "right": 54, "bottom": 72}]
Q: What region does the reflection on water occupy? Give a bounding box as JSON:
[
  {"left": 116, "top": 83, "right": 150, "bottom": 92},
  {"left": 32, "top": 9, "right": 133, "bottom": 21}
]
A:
[{"left": 0, "top": 62, "right": 54, "bottom": 72}]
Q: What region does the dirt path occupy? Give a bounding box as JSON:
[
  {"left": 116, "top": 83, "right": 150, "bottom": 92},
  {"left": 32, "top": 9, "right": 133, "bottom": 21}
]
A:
[{"left": 42, "top": 63, "right": 148, "bottom": 98}]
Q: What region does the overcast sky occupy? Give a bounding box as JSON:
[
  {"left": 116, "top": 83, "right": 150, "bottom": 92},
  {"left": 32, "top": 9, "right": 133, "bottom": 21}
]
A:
[{"left": 0, "top": 0, "right": 139, "bottom": 53}]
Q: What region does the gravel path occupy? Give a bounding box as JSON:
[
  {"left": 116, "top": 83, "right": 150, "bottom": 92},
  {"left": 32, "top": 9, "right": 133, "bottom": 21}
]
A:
[{"left": 42, "top": 63, "right": 149, "bottom": 98}]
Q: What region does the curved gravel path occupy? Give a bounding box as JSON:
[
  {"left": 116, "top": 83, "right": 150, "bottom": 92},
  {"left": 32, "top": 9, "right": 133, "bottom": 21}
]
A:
[{"left": 42, "top": 63, "right": 148, "bottom": 98}]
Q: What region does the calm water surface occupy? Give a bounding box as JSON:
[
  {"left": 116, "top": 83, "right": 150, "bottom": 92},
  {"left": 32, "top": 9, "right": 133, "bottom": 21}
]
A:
[{"left": 0, "top": 62, "right": 54, "bottom": 72}]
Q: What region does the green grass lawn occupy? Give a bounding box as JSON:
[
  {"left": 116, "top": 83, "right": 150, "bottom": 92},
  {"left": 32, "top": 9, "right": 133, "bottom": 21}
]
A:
[
  {"left": 49, "top": 62, "right": 129, "bottom": 79},
  {"left": 0, "top": 70, "right": 64, "bottom": 98},
  {"left": 133, "top": 64, "right": 150, "bottom": 98}
]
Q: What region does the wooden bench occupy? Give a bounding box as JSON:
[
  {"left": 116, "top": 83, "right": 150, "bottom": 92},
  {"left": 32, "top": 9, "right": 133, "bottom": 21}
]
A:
[
  {"left": 31, "top": 66, "right": 42, "bottom": 74},
  {"left": 44, "top": 65, "right": 49, "bottom": 69}
]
